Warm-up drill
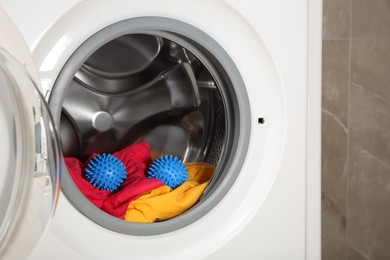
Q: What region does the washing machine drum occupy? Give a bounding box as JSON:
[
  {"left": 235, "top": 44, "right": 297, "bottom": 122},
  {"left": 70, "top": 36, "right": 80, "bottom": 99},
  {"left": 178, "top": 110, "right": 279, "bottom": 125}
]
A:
[
  {"left": 49, "top": 17, "right": 251, "bottom": 235},
  {"left": 61, "top": 34, "right": 225, "bottom": 165}
]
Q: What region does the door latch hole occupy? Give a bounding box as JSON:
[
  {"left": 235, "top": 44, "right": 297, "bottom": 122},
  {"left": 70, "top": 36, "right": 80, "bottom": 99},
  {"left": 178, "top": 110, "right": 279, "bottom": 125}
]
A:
[{"left": 258, "top": 117, "right": 265, "bottom": 124}]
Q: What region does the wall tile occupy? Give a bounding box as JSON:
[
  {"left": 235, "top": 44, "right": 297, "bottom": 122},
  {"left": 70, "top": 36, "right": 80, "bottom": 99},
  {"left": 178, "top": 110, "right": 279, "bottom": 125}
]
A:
[
  {"left": 350, "top": 83, "right": 390, "bottom": 165},
  {"left": 321, "top": 107, "right": 348, "bottom": 260},
  {"left": 322, "top": 40, "right": 350, "bottom": 126},
  {"left": 351, "top": 38, "right": 390, "bottom": 101},
  {"left": 347, "top": 244, "right": 370, "bottom": 260},
  {"left": 323, "top": 1, "right": 390, "bottom": 260},
  {"left": 322, "top": 110, "right": 348, "bottom": 215},
  {"left": 348, "top": 147, "right": 390, "bottom": 260},
  {"left": 352, "top": 0, "right": 390, "bottom": 38},
  {"left": 323, "top": 0, "right": 351, "bottom": 39},
  {"left": 322, "top": 196, "right": 347, "bottom": 260}
]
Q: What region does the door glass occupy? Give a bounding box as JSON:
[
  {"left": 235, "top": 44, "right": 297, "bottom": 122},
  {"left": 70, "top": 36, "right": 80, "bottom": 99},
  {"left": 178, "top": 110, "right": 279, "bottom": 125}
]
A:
[
  {"left": 49, "top": 18, "right": 250, "bottom": 235},
  {"left": 0, "top": 48, "right": 61, "bottom": 259}
]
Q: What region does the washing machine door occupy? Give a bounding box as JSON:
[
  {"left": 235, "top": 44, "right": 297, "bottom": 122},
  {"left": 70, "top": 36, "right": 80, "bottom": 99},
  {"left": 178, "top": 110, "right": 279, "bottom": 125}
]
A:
[{"left": 0, "top": 8, "right": 61, "bottom": 260}]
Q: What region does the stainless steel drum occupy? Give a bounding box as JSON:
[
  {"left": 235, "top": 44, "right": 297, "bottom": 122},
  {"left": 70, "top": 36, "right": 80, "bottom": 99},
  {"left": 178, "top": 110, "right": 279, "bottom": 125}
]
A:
[
  {"left": 60, "top": 34, "right": 225, "bottom": 165},
  {"left": 49, "top": 17, "right": 248, "bottom": 235}
]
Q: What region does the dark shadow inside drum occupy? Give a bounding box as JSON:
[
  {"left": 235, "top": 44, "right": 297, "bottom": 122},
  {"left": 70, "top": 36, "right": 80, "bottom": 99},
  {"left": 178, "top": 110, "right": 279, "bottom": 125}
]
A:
[{"left": 49, "top": 17, "right": 250, "bottom": 236}]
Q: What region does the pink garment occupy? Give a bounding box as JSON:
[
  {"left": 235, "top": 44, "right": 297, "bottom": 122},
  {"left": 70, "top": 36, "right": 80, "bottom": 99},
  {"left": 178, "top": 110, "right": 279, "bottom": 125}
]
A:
[{"left": 64, "top": 142, "right": 163, "bottom": 219}]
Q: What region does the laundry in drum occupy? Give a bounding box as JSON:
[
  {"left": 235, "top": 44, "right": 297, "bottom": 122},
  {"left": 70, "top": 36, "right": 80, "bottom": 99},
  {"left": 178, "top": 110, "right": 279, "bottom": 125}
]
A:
[
  {"left": 64, "top": 142, "right": 215, "bottom": 222},
  {"left": 126, "top": 162, "right": 215, "bottom": 223}
]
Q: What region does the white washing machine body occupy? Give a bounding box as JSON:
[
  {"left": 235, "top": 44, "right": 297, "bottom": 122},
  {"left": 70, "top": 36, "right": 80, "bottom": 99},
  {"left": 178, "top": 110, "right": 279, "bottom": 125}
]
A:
[{"left": 0, "top": 0, "right": 322, "bottom": 259}]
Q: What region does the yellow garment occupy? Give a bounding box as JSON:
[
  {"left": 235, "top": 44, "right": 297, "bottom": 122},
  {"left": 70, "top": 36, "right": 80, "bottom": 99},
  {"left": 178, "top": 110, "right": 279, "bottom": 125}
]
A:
[{"left": 124, "top": 163, "right": 215, "bottom": 223}]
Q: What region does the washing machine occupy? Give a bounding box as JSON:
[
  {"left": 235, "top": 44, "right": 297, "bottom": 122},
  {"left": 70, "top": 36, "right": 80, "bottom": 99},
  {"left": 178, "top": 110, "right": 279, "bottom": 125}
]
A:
[{"left": 0, "top": 0, "right": 322, "bottom": 259}]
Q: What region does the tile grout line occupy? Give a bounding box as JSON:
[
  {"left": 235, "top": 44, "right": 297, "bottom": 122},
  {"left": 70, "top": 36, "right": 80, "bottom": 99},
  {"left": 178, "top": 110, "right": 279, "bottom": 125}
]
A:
[
  {"left": 351, "top": 36, "right": 390, "bottom": 39},
  {"left": 346, "top": 0, "right": 354, "bottom": 259},
  {"left": 323, "top": 37, "right": 350, "bottom": 40}
]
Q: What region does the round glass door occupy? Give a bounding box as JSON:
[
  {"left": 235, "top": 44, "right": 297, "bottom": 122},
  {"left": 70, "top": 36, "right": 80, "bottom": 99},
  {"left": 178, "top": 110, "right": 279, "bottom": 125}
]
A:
[
  {"left": 0, "top": 48, "right": 61, "bottom": 259},
  {"left": 49, "top": 17, "right": 251, "bottom": 236}
]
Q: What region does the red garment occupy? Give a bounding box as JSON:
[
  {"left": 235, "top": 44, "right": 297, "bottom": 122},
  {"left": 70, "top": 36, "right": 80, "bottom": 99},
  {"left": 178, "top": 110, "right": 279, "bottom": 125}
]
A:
[{"left": 64, "top": 142, "right": 163, "bottom": 219}]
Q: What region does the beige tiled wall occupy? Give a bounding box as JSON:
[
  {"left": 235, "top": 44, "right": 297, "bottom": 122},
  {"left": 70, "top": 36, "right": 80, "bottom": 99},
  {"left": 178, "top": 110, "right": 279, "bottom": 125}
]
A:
[{"left": 322, "top": 0, "right": 390, "bottom": 259}]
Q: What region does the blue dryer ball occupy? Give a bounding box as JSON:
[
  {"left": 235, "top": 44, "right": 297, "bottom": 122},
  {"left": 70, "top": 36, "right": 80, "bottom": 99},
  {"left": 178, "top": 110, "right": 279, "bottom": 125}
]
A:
[
  {"left": 85, "top": 153, "right": 127, "bottom": 192},
  {"left": 148, "top": 155, "right": 188, "bottom": 189}
]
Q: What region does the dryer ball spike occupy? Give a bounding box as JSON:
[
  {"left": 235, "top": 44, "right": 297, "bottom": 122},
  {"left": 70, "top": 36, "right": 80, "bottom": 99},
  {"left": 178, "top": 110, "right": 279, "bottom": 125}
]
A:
[
  {"left": 148, "top": 155, "right": 188, "bottom": 189},
  {"left": 85, "top": 153, "right": 127, "bottom": 192}
]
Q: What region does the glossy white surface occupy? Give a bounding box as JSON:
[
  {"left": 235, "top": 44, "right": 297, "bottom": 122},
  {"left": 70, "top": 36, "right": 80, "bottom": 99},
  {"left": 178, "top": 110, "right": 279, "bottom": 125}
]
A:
[
  {"left": 0, "top": 0, "right": 322, "bottom": 259},
  {"left": 0, "top": 7, "right": 38, "bottom": 83},
  {"left": 207, "top": 1, "right": 321, "bottom": 259},
  {"left": 0, "top": 9, "right": 60, "bottom": 259},
  {"left": 306, "top": 0, "right": 323, "bottom": 258},
  {"left": 0, "top": 0, "right": 81, "bottom": 48},
  {"left": 33, "top": 1, "right": 284, "bottom": 259}
]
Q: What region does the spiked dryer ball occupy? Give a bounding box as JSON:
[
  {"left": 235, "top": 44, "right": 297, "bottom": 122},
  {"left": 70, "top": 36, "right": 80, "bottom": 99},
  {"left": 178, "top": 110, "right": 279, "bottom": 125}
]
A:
[
  {"left": 148, "top": 155, "right": 188, "bottom": 189},
  {"left": 85, "top": 153, "right": 127, "bottom": 192}
]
